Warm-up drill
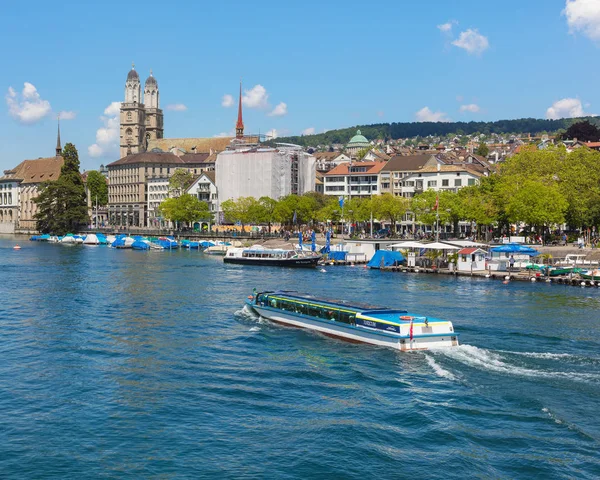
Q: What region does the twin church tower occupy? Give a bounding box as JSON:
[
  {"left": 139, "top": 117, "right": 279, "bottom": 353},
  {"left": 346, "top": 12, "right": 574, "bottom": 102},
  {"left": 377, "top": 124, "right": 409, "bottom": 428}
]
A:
[{"left": 119, "top": 64, "right": 164, "bottom": 158}]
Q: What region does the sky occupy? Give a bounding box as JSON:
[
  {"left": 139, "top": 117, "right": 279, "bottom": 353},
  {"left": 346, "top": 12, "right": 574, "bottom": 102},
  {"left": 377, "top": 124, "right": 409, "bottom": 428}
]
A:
[{"left": 1, "top": 0, "right": 600, "bottom": 172}]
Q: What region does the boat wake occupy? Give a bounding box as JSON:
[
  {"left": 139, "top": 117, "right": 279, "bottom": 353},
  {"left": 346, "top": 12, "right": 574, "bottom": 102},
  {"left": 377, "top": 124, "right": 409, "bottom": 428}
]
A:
[
  {"left": 428, "top": 344, "right": 600, "bottom": 384},
  {"left": 423, "top": 353, "right": 457, "bottom": 381}
]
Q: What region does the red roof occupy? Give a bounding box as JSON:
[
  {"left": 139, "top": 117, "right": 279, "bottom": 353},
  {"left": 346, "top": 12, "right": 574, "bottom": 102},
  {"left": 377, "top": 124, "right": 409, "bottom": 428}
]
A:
[
  {"left": 458, "top": 247, "right": 485, "bottom": 255},
  {"left": 585, "top": 142, "right": 600, "bottom": 148},
  {"left": 325, "top": 161, "right": 386, "bottom": 176}
]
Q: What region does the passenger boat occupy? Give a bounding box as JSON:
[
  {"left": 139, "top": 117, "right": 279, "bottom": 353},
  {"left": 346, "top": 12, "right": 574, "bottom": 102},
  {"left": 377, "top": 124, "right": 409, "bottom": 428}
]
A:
[
  {"left": 246, "top": 291, "right": 458, "bottom": 351},
  {"left": 225, "top": 247, "right": 321, "bottom": 267}
]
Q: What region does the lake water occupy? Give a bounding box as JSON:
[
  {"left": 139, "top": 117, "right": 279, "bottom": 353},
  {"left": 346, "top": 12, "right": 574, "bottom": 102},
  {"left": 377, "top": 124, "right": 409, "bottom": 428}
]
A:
[{"left": 1, "top": 236, "right": 600, "bottom": 479}]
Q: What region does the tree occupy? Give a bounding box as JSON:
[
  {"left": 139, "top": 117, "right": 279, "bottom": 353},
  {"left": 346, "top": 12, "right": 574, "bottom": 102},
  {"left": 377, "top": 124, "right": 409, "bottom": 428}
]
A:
[
  {"left": 169, "top": 168, "right": 194, "bottom": 197},
  {"left": 86, "top": 170, "right": 108, "bottom": 205},
  {"left": 475, "top": 142, "right": 489, "bottom": 157},
  {"left": 221, "top": 197, "right": 256, "bottom": 228},
  {"left": 561, "top": 120, "right": 600, "bottom": 142},
  {"left": 158, "top": 194, "right": 212, "bottom": 227},
  {"left": 34, "top": 143, "right": 88, "bottom": 234},
  {"left": 371, "top": 193, "right": 409, "bottom": 233},
  {"left": 354, "top": 147, "right": 371, "bottom": 160},
  {"left": 255, "top": 196, "right": 278, "bottom": 232}
]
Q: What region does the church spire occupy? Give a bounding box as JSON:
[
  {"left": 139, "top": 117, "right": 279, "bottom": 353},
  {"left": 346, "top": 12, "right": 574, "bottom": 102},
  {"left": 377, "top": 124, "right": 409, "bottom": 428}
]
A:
[
  {"left": 56, "top": 114, "right": 62, "bottom": 156},
  {"left": 236, "top": 81, "right": 244, "bottom": 139}
]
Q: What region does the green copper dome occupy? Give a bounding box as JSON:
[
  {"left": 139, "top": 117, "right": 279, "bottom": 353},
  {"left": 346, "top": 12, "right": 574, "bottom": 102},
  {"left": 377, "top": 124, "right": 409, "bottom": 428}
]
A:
[{"left": 347, "top": 129, "right": 370, "bottom": 146}]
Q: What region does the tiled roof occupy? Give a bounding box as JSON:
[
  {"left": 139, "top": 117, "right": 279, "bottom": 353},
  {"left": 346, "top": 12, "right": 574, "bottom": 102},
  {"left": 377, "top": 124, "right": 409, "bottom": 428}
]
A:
[
  {"left": 314, "top": 151, "right": 340, "bottom": 160},
  {"left": 147, "top": 136, "right": 260, "bottom": 154},
  {"left": 382, "top": 154, "right": 437, "bottom": 172},
  {"left": 585, "top": 142, "right": 600, "bottom": 148},
  {"left": 10, "top": 156, "right": 64, "bottom": 184},
  {"left": 107, "top": 152, "right": 210, "bottom": 167},
  {"left": 325, "top": 161, "right": 387, "bottom": 176},
  {"left": 202, "top": 170, "right": 216, "bottom": 183}
]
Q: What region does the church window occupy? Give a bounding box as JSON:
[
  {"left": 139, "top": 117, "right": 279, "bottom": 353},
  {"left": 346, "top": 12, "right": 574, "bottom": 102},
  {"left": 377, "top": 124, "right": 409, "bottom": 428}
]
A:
[
  {"left": 127, "top": 112, "right": 132, "bottom": 121},
  {"left": 126, "top": 128, "right": 133, "bottom": 144}
]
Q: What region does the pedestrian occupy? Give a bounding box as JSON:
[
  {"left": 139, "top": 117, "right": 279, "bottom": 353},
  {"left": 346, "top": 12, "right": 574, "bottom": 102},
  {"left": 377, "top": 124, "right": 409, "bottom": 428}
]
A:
[{"left": 509, "top": 255, "right": 515, "bottom": 272}]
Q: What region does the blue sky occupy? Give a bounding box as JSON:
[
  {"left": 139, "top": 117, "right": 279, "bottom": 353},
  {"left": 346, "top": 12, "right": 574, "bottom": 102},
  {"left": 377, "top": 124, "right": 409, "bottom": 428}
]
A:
[{"left": 1, "top": 0, "right": 599, "bottom": 172}]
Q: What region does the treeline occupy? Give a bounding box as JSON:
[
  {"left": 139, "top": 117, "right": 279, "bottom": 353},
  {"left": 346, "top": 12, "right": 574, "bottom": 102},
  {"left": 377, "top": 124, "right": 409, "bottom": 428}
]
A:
[{"left": 272, "top": 117, "right": 600, "bottom": 147}]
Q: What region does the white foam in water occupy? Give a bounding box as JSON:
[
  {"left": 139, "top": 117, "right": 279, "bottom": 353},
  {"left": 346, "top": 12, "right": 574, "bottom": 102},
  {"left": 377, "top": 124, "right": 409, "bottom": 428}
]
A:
[
  {"left": 542, "top": 407, "right": 563, "bottom": 424},
  {"left": 249, "top": 326, "right": 261, "bottom": 332},
  {"left": 502, "top": 351, "right": 579, "bottom": 360},
  {"left": 434, "top": 344, "right": 600, "bottom": 383},
  {"left": 424, "top": 354, "right": 457, "bottom": 381}
]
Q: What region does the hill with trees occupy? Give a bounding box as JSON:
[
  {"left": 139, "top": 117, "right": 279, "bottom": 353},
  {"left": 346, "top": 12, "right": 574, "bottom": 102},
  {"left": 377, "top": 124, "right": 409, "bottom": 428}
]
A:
[{"left": 272, "top": 117, "right": 600, "bottom": 148}]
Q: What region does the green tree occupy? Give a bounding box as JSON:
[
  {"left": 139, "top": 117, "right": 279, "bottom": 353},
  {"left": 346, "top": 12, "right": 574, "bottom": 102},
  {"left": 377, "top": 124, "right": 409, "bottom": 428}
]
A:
[
  {"left": 371, "top": 193, "right": 409, "bottom": 233},
  {"left": 169, "top": 168, "right": 194, "bottom": 197},
  {"left": 86, "top": 170, "right": 108, "bottom": 205},
  {"left": 34, "top": 143, "right": 88, "bottom": 234},
  {"left": 561, "top": 120, "right": 600, "bottom": 142},
  {"left": 475, "top": 142, "right": 489, "bottom": 157},
  {"left": 221, "top": 197, "right": 256, "bottom": 228},
  {"left": 159, "top": 194, "right": 212, "bottom": 227},
  {"left": 255, "top": 196, "right": 278, "bottom": 232}
]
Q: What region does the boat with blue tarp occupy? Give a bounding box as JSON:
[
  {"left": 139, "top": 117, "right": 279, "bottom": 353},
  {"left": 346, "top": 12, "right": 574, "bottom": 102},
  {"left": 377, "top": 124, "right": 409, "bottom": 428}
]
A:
[{"left": 245, "top": 291, "right": 458, "bottom": 351}]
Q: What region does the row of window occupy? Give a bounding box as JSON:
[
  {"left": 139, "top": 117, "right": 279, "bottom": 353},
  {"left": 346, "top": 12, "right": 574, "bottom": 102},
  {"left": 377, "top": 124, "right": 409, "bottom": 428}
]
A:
[
  {"left": 258, "top": 296, "right": 357, "bottom": 325},
  {"left": 0, "top": 184, "right": 15, "bottom": 190},
  {"left": 0, "top": 193, "right": 13, "bottom": 205}
]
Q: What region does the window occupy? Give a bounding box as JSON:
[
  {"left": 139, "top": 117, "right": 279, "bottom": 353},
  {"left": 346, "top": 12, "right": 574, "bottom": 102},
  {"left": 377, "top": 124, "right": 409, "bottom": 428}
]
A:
[
  {"left": 454, "top": 179, "right": 462, "bottom": 187},
  {"left": 468, "top": 179, "right": 476, "bottom": 186},
  {"left": 442, "top": 179, "right": 449, "bottom": 187},
  {"left": 427, "top": 180, "right": 437, "bottom": 187}
]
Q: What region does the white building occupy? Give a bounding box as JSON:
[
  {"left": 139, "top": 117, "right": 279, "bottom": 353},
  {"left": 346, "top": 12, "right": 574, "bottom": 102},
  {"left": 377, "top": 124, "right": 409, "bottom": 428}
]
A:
[
  {"left": 0, "top": 176, "right": 20, "bottom": 233},
  {"left": 187, "top": 171, "right": 219, "bottom": 221},
  {"left": 147, "top": 177, "right": 170, "bottom": 228},
  {"left": 323, "top": 161, "right": 386, "bottom": 197},
  {"left": 215, "top": 146, "right": 316, "bottom": 205},
  {"left": 400, "top": 164, "right": 484, "bottom": 198}
]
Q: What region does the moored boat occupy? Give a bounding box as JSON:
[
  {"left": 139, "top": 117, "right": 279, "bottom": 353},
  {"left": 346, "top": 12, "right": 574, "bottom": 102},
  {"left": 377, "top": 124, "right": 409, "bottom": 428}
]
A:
[
  {"left": 245, "top": 291, "right": 459, "bottom": 351},
  {"left": 580, "top": 269, "right": 600, "bottom": 280},
  {"left": 225, "top": 247, "right": 321, "bottom": 267}
]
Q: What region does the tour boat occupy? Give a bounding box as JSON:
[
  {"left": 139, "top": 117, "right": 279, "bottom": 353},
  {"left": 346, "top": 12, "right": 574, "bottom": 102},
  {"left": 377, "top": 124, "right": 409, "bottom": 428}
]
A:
[
  {"left": 225, "top": 247, "right": 321, "bottom": 267},
  {"left": 245, "top": 291, "right": 459, "bottom": 351}
]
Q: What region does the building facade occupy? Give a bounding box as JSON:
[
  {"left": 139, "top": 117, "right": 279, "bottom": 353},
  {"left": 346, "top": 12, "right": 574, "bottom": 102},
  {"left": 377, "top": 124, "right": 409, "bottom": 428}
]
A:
[
  {"left": 119, "top": 66, "right": 164, "bottom": 158},
  {"left": 379, "top": 154, "right": 438, "bottom": 196},
  {"left": 323, "top": 161, "right": 385, "bottom": 198}
]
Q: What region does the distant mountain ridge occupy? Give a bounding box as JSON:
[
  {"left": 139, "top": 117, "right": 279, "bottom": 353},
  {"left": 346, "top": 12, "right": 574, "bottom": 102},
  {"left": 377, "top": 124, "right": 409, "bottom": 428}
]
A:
[{"left": 273, "top": 117, "right": 599, "bottom": 147}]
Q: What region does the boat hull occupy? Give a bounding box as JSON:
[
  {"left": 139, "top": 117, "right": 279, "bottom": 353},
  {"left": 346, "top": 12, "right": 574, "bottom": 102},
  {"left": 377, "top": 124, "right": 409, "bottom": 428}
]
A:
[
  {"left": 225, "top": 257, "right": 320, "bottom": 268},
  {"left": 248, "top": 303, "right": 457, "bottom": 350}
]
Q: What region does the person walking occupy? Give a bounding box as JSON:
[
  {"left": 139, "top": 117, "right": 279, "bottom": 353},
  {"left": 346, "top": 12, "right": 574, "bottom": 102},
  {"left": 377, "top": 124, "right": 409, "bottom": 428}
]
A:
[{"left": 509, "top": 255, "right": 515, "bottom": 272}]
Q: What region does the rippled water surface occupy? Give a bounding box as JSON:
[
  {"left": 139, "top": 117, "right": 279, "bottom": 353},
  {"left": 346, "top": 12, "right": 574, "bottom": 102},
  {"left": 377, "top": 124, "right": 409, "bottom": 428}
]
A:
[{"left": 2, "top": 236, "right": 600, "bottom": 479}]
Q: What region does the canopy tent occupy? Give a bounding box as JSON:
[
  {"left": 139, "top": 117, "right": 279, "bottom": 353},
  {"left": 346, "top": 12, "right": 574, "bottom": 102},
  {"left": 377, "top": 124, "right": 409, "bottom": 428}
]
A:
[
  {"left": 389, "top": 241, "right": 426, "bottom": 249},
  {"left": 445, "top": 240, "right": 488, "bottom": 248},
  {"left": 367, "top": 250, "right": 405, "bottom": 269},
  {"left": 419, "top": 242, "right": 460, "bottom": 250},
  {"left": 490, "top": 243, "right": 539, "bottom": 256}
]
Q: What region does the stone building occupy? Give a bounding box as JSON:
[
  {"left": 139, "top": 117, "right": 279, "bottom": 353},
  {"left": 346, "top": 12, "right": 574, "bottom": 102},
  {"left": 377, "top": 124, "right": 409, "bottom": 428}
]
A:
[
  {"left": 120, "top": 65, "right": 164, "bottom": 158},
  {"left": 0, "top": 126, "right": 64, "bottom": 232},
  {"left": 346, "top": 130, "right": 371, "bottom": 158}
]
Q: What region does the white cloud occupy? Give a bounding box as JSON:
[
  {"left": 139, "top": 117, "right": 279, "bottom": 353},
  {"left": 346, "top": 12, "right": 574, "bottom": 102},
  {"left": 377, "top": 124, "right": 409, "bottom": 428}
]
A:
[
  {"left": 243, "top": 85, "right": 269, "bottom": 109},
  {"left": 6, "top": 82, "right": 52, "bottom": 124},
  {"left": 88, "top": 101, "right": 121, "bottom": 158},
  {"left": 437, "top": 20, "right": 457, "bottom": 33},
  {"left": 221, "top": 94, "right": 234, "bottom": 107},
  {"left": 265, "top": 129, "right": 278, "bottom": 139},
  {"left": 415, "top": 106, "right": 451, "bottom": 122},
  {"left": 166, "top": 103, "right": 187, "bottom": 111},
  {"left": 302, "top": 127, "right": 315, "bottom": 135},
  {"left": 268, "top": 102, "right": 288, "bottom": 117},
  {"left": 214, "top": 129, "right": 235, "bottom": 138},
  {"left": 452, "top": 29, "right": 489, "bottom": 55},
  {"left": 58, "top": 110, "right": 76, "bottom": 120},
  {"left": 545, "top": 97, "right": 590, "bottom": 119},
  {"left": 459, "top": 103, "right": 480, "bottom": 113},
  {"left": 564, "top": 0, "right": 600, "bottom": 41}
]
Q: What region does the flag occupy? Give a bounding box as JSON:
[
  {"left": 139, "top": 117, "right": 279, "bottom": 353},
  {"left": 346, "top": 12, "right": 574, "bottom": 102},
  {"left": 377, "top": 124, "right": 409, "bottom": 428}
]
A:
[
  {"left": 298, "top": 231, "right": 303, "bottom": 249},
  {"left": 311, "top": 231, "right": 316, "bottom": 252},
  {"left": 434, "top": 195, "right": 439, "bottom": 211},
  {"left": 409, "top": 318, "right": 414, "bottom": 341},
  {"left": 292, "top": 210, "right": 297, "bottom": 224},
  {"left": 338, "top": 196, "right": 344, "bottom": 209},
  {"left": 325, "top": 230, "right": 331, "bottom": 253}
]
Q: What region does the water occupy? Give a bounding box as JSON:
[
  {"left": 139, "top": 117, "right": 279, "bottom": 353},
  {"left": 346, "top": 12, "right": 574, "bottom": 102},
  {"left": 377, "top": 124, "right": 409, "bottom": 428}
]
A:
[{"left": 1, "top": 236, "right": 600, "bottom": 479}]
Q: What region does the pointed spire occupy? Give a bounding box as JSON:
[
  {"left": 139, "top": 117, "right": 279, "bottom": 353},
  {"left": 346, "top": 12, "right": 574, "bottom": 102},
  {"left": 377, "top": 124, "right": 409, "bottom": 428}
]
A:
[
  {"left": 236, "top": 80, "right": 244, "bottom": 139},
  {"left": 56, "top": 114, "right": 62, "bottom": 156}
]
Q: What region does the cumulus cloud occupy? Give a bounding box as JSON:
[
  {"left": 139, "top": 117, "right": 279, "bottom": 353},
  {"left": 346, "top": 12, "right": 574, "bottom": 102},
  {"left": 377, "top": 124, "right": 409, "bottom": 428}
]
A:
[
  {"left": 6, "top": 82, "right": 52, "bottom": 124},
  {"left": 545, "top": 97, "right": 590, "bottom": 119},
  {"left": 88, "top": 101, "right": 121, "bottom": 158},
  {"left": 459, "top": 103, "right": 480, "bottom": 113},
  {"left": 243, "top": 85, "right": 269, "bottom": 109},
  {"left": 302, "top": 127, "right": 315, "bottom": 135},
  {"left": 415, "top": 106, "right": 451, "bottom": 122},
  {"left": 265, "top": 129, "right": 278, "bottom": 139},
  {"left": 268, "top": 102, "right": 288, "bottom": 117},
  {"left": 564, "top": 0, "right": 600, "bottom": 41},
  {"left": 166, "top": 103, "right": 187, "bottom": 111},
  {"left": 221, "top": 94, "right": 234, "bottom": 107},
  {"left": 58, "top": 110, "right": 76, "bottom": 120},
  {"left": 452, "top": 29, "right": 489, "bottom": 55}
]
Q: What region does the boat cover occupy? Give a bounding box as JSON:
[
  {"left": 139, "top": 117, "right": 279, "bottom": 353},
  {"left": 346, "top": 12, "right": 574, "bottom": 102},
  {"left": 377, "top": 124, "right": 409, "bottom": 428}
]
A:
[{"left": 367, "top": 250, "right": 405, "bottom": 269}]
